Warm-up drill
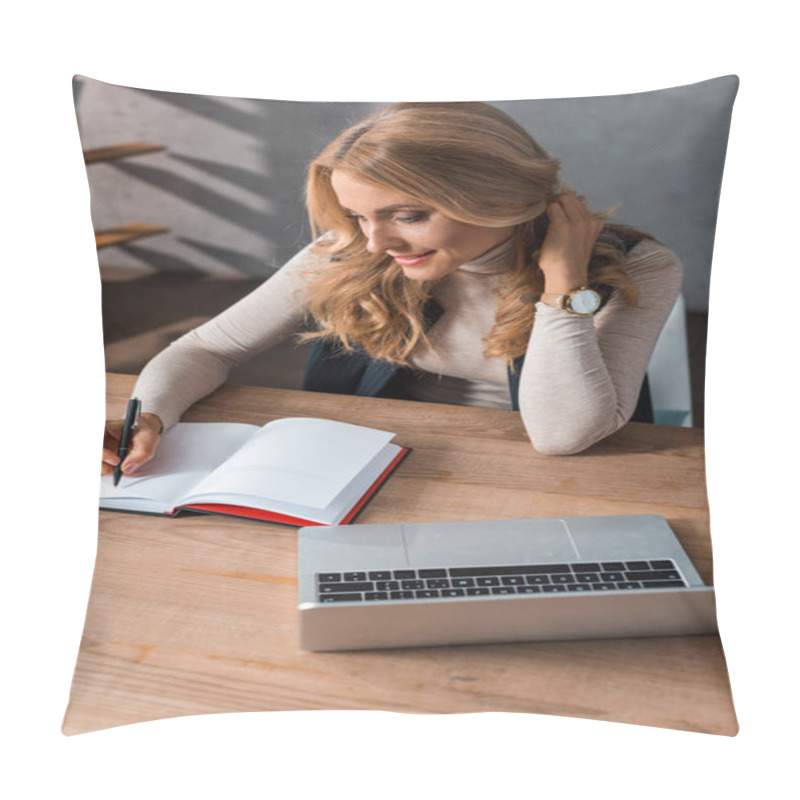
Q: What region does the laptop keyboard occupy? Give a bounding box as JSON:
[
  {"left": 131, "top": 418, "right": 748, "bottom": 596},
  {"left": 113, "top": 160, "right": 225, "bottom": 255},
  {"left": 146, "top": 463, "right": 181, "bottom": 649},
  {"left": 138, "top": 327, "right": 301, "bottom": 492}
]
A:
[{"left": 316, "top": 559, "right": 687, "bottom": 603}]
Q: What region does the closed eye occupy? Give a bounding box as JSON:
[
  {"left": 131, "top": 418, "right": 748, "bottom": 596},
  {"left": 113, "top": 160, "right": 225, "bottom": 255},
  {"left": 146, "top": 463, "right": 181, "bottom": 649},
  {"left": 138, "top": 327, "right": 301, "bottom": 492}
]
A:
[{"left": 395, "top": 212, "right": 428, "bottom": 224}]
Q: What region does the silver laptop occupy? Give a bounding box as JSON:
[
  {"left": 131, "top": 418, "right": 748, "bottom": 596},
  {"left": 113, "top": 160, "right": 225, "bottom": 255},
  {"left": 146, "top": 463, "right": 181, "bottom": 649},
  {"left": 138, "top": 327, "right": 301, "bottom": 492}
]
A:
[{"left": 297, "top": 514, "right": 717, "bottom": 651}]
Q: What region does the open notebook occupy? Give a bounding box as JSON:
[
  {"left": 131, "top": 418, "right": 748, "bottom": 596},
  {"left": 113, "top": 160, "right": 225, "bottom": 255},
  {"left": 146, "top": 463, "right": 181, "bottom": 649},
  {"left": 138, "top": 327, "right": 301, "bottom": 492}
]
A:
[{"left": 100, "top": 417, "right": 409, "bottom": 526}]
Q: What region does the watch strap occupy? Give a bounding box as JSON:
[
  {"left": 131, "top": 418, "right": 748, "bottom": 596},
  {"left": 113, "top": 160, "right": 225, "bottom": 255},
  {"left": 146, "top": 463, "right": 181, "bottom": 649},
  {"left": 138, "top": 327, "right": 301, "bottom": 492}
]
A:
[{"left": 539, "top": 292, "right": 568, "bottom": 309}]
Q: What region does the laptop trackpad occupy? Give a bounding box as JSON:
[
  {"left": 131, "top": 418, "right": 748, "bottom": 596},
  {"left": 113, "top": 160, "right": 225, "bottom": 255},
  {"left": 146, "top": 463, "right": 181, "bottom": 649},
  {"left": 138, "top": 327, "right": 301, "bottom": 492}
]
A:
[{"left": 402, "top": 518, "right": 579, "bottom": 567}]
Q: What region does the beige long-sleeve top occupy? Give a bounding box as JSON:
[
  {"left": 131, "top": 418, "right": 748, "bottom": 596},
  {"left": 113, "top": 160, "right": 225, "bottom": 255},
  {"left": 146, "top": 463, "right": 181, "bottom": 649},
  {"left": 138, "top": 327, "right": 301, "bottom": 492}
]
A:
[{"left": 133, "top": 236, "right": 682, "bottom": 455}]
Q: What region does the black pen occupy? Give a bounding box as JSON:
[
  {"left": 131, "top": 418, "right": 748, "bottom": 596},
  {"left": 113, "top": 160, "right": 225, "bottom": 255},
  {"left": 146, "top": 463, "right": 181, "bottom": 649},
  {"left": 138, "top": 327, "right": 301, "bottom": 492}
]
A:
[{"left": 113, "top": 397, "right": 142, "bottom": 487}]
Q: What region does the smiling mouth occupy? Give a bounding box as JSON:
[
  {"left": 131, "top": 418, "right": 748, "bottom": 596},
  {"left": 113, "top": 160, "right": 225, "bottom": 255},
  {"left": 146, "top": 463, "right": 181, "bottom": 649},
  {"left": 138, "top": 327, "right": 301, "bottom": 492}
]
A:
[{"left": 391, "top": 251, "right": 435, "bottom": 266}]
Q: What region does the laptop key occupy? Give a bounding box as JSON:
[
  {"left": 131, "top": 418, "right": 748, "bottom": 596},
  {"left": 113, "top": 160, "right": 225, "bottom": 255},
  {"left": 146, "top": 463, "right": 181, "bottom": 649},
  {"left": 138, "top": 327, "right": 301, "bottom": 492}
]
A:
[
  {"left": 519, "top": 564, "right": 571, "bottom": 574},
  {"left": 368, "top": 571, "right": 391, "bottom": 580},
  {"left": 650, "top": 560, "right": 676, "bottom": 570},
  {"left": 625, "top": 561, "right": 651, "bottom": 571},
  {"left": 318, "top": 573, "right": 342, "bottom": 583},
  {"left": 426, "top": 579, "right": 450, "bottom": 589},
  {"left": 320, "top": 581, "right": 373, "bottom": 593},
  {"left": 450, "top": 564, "right": 570, "bottom": 576},
  {"left": 551, "top": 574, "right": 575, "bottom": 584},
  {"left": 364, "top": 592, "right": 389, "bottom": 601},
  {"left": 467, "top": 587, "right": 491, "bottom": 596},
  {"left": 491, "top": 587, "right": 515, "bottom": 595},
  {"left": 390, "top": 590, "right": 417, "bottom": 600},
  {"left": 415, "top": 590, "right": 440, "bottom": 599},
  {"left": 641, "top": 580, "right": 686, "bottom": 588},
  {"left": 477, "top": 577, "right": 500, "bottom": 586},
  {"left": 401, "top": 580, "right": 424, "bottom": 590},
  {"left": 576, "top": 574, "right": 600, "bottom": 583},
  {"left": 526, "top": 575, "right": 550, "bottom": 585},
  {"left": 419, "top": 568, "right": 448, "bottom": 578},
  {"left": 601, "top": 562, "right": 626, "bottom": 571},
  {"left": 376, "top": 580, "right": 399, "bottom": 591},
  {"left": 321, "top": 593, "right": 362, "bottom": 602},
  {"left": 343, "top": 572, "right": 367, "bottom": 581},
  {"left": 567, "top": 584, "right": 593, "bottom": 592},
  {"left": 600, "top": 572, "right": 625, "bottom": 582},
  {"left": 441, "top": 589, "right": 466, "bottom": 597},
  {"left": 452, "top": 578, "right": 475, "bottom": 588},
  {"left": 625, "top": 570, "right": 682, "bottom": 582},
  {"left": 573, "top": 563, "right": 602, "bottom": 572},
  {"left": 393, "top": 570, "right": 417, "bottom": 579},
  {"left": 616, "top": 582, "right": 642, "bottom": 589},
  {"left": 542, "top": 585, "right": 567, "bottom": 593},
  {"left": 516, "top": 585, "right": 541, "bottom": 594},
  {"left": 502, "top": 576, "right": 525, "bottom": 585},
  {"left": 592, "top": 583, "right": 617, "bottom": 591}
]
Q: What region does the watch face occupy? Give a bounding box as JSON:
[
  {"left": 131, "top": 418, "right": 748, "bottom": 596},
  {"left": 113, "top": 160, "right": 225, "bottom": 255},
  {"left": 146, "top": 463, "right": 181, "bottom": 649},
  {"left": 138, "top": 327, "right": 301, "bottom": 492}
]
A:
[{"left": 568, "top": 289, "right": 601, "bottom": 315}]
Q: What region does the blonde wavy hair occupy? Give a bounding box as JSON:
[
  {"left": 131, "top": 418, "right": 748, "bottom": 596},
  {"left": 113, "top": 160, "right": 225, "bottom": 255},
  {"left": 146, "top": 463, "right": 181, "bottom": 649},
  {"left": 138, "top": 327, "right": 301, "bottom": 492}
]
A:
[{"left": 301, "top": 102, "right": 646, "bottom": 366}]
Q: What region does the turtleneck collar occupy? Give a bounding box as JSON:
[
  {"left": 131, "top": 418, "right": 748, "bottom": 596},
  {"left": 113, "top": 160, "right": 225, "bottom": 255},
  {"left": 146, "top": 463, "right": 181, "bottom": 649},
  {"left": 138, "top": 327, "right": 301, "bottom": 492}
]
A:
[{"left": 457, "top": 233, "right": 518, "bottom": 275}]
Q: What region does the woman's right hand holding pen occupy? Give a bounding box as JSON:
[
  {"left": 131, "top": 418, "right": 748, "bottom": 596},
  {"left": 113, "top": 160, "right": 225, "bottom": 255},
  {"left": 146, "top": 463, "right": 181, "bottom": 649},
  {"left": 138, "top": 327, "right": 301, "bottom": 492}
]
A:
[{"left": 101, "top": 412, "right": 163, "bottom": 478}]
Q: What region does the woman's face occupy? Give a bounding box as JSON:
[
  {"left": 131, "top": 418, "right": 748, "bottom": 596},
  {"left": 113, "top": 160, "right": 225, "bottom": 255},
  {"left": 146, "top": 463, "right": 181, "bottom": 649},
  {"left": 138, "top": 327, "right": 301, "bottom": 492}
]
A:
[{"left": 331, "top": 171, "right": 516, "bottom": 281}]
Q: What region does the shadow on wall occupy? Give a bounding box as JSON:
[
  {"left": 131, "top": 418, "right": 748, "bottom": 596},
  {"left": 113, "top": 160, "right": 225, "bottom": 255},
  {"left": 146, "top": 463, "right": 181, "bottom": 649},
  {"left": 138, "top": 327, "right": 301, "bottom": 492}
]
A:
[{"left": 76, "top": 75, "right": 382, "bottom": 279}]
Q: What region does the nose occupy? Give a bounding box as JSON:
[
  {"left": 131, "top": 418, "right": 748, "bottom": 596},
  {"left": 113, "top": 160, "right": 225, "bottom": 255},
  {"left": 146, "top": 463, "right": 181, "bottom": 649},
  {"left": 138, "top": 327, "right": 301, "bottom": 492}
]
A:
[{"left": 364, "top": 221, "right": 404, "bottom": 254}]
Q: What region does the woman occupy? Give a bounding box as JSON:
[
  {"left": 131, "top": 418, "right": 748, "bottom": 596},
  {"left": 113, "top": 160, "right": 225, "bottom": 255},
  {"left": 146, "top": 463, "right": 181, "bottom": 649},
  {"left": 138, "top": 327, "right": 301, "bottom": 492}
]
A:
[{"left": 101, "top": 101, "right": 682, "bottom": 475}]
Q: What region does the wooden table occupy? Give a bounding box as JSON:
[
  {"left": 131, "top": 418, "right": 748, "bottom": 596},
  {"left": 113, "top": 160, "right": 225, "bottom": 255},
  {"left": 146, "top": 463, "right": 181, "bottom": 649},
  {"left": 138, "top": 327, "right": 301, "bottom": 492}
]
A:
[{"left": 62, "top": 373, "right": 737, "bottom": 736}]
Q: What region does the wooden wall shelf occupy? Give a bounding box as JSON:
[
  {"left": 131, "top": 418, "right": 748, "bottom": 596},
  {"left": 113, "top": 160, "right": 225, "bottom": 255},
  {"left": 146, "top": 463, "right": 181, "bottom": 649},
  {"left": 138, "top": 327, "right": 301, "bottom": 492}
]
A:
[
  {"left": 83, "top": 142, "right": 165, "bottom": 165},
  {"left": 84, "top": 141, "right": 168, "bottom": 250},
  {"left": 95, "top": 223, "right": 171, "bottom": 249}
]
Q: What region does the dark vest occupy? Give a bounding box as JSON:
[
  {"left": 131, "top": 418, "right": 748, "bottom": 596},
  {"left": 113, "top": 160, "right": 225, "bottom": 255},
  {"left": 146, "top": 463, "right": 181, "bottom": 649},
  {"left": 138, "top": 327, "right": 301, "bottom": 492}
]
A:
[{"left": 301, "top": 295, "right": 653, "bottom": 423}]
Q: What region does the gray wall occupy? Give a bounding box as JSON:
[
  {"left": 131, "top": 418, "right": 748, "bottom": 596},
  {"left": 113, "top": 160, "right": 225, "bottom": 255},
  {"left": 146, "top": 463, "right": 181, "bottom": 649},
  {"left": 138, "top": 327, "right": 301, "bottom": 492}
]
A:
[
  {"left": 75, "top": 75, "right": 737, "bottom": 310},
  {"left": 494, "top": 78, "right": 737, "bottom": 311}
]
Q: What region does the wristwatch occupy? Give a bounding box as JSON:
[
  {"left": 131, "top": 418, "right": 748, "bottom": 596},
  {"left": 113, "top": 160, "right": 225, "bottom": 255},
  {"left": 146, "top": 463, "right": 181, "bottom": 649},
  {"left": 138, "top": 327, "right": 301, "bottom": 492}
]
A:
[{"left": 539, "top": 287, "right": 602, "bottom": 315}]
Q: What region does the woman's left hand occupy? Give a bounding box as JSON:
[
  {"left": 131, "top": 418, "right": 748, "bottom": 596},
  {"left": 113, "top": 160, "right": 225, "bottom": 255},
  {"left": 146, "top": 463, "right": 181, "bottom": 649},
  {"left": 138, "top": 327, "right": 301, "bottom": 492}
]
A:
[{"left": 538, "top": 192, "right": 604, "bottom": 294}]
